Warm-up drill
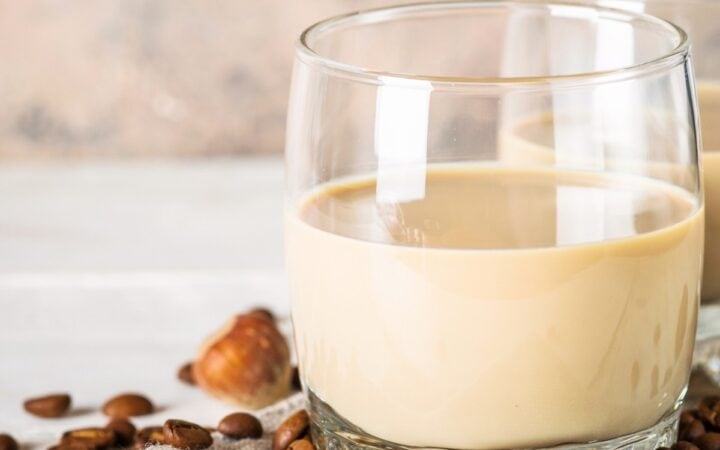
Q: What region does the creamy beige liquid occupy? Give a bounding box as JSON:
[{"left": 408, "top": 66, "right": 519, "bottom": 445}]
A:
[
  {"left": 699, "top": 83, "right": 720, "bottom": 300},
  {"left": 498, "top": 83, "right": 719, "bottom": 301},
  {"left": 287, "top": 166, "right": 703, "bottom": 449}
]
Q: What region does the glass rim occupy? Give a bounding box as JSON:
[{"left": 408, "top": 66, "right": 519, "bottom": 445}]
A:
[{"left": 296, "top": 0, "right": 691, "bottom": 87}]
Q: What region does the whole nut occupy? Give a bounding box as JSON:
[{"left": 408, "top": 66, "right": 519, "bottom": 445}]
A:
[
  {"left": 194, "top": 313, "right": 291, "bottom": 409},
  {"left": 105, "top": 418, "right": 136, "bottom": 447},
  {"left": 60, "top": 428, "right": 116, "bottom": 450},
  {"left": 102, "top": 393, "right": 154, "bottom": 418},
  {"left": 272, "top": 410, "right": 309, "bottom": 450},
  {"left": 696, "top": 432, "right": 720, "bottom": 450},
  {"left": 218, "top": 412, "right": 263, "bottom": 439},
  {"left": 0, "top": 434, "right": 18, "bottom": 450},
  {"left": 178, "top": 363, "right": 197, "bottom": 386},
  {"left": 23, "top": 393, "right": 71, "bottom": 418},
  {"left": 249, "top": 307, "right": 276, "bottom": 322},
  {"left": 681, "top": 420, "right": 707, "bottom": 442},
  {"left": 135, "top": 427, "right": 166, "bottom": 449},
  {"left": 288, "top": 439, "right": 314, "bottom": 450},
  {"left": 163, "top": 419, "right": 213, "bottom": 450}
]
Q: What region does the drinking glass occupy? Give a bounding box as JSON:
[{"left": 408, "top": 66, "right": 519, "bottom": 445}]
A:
[{"left": 285, "top": 2, "right": 703, "bottom": 449}]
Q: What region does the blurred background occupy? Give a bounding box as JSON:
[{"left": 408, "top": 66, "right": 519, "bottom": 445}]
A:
[{"left": 0, "top": 0, "right": 414, "bottom": 438}]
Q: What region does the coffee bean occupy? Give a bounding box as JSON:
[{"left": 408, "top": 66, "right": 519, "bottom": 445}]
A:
[
  {"left": 60, "top": 428, "right": 116, "bottom": 450},
  {"left": 23, "top": 393, "right": 71, "bottom": 418},
  {"left": 683, "top": 411, "right": 701, "bottom": 427},
  {"left": 135, "top": 427, "right": 166, "bottom": 449},
  {"left": 291, "top": 367, "right": 301, "bottom": 391},
  {"left": 178, "top": 363, "right": 196, "bottom": 386},
  {"left": 163, "top": 419, "right": 213, "bottom": 450},
  {"left": 696, "top": 432, "right": 720, "bottom": 450},
  {"left": 48, "top": 443, "right": 93, "bottom": 450},
  {"left": 681, "top": 419, "right": 707, "bottom": 442},
  {"left": 700, "top": 398, "right": 720, "bottom": 429},
  {"left": 674, "top": 442, "right": 701, "bottom": 450},
  {"left": 102, "top": 393, "right": 154, "bottom": 418},
  {"left": 272, "top": 410, "right": 309, "bottom": 450},
  {"left": 218, "top": 412, "right": 263, "bottom": 439},
  {"left": 249, "top": 307, "right": 275, "bottom": 322},
  {"left": 0, "top": 434, "right": 18, "bottom": 450},
  {"left": 105, "top": 418, "right": 136, "bottom": 446},
  {"left": 288, "top": 439, "right": 314, "bottom": 450}
]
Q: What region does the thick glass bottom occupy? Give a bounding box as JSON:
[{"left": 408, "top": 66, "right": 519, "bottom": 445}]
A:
[
  {"left": 695, "top": 303, "right": 720, "bottom": 384},
  {"left": 307, "top": 390, "right": 680, "bottom": 450}
]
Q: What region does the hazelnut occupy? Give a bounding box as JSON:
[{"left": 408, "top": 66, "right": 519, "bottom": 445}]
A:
[{"left": 194, "top": 313, "right": 291, "bottom": 409}]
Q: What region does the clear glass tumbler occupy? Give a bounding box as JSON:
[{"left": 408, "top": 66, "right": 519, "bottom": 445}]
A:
[{"left": 285, "top": 2, "right": 704, "bottom": 449}]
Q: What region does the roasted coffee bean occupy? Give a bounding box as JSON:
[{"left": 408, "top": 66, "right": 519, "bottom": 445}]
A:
[
  {"left": 135, "top": 427, "right": 166, "bottom": 449},
  {"left": 291, "top": 367, "right": 301, "bottom": 391},
  {"left": 287, "top": 439, "right": 314, "bottom": 450},
  {"left": 61, "top": 428, "right": 116, "bottom": 450},
  {"left": 272, "top": 410, "right": 309, "bottom": 450},
  {"left": 23, "top": 393, "right": 71, "bottom": 418},
  {"left": 163, "top": 419, "right": 213, "bottom": 450},
  {"left": 48, "top": 443, "right": 92, "bottom": 450},
  {"left": 696, "top": 432, "right": 720, "bottom": 450},
  {"left": 700, "top": 397, "right": 720, "bottom": 429},
  {"left": 681, "top": 419, "right": 707, "bottom": 442},
  {"left": 683, "top": 411, "right": 701, "bottom": 427},
  {"left": 249, "top": 307, "right": 275, "bottom": 322},
  {"left": 674, "top": 442, "right": 701, "bottom": 450},
  {"left": 105, "top": 418, "right": 136, "bottom": 446},
  {"left": 177, "top": 362, "right": 196, "bottom": 386},
  {"left": 0, "top": 434, "right": 18, "bottom": 450},
  {"left": 218, "top": 412, "right": 263, "bottom": 439},
  {"left": 102, "top": 393, "right": 154, "bottom": 418}
]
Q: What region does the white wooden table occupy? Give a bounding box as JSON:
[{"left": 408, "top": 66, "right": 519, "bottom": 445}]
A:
[{"left": 0, "top": 157, "right": 289, "bottom": 443}]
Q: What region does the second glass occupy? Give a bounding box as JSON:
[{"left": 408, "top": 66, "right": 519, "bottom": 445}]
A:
[
  {"left": 285, "top": 2, "right": 704, "bottom": 449},
  {"left": 588, "top": 0, "right": 720, "bottom": 383}
]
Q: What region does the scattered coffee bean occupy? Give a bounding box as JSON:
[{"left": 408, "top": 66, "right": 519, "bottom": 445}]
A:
[
  {"left": 48, "top": 443, "right": 93, "bottom": 450},
  {"left": 23, "top": 393, "right": 71, "bottom": 418},
  {"left": 683, "top": 411, "right": 701, "bottom": 427},
  {"left": 249, "top": 307, "right": 275, "bottom": 322},
  {"left": 60, "top": 428, "right": 116, "bottom": 450},
  {"left": 163, "top": 419, "right": 213, "bottom": 450},
  {"left": 700, "top": 397, "right": 720, "bottom": 429},
  {"left": 272, "top": 410, "right": 309, "bottom": 450},
  {"left": 287, "top": 439, "right": 314, "bottom": 450},
  {"left": 674, "top": 442, "right": 701, "bottom": 450},
  {"left": 218, "top": 412, "right": 263, "bottom": 439},
  {"left": 105, "top": 418, "right": 136, "bottom": 446},
  {"left": 681, "top": 420, "right": 707, "bottom": 442},
  {"left": 178, "top": 362, "right": 197, "bottom": 386},
  {"left": 696, "top": 432, "right": 720, "bottom": 450},
  {"left": 291, "top": 367, "right": 301, "bottom": 391},
  {"left": 102, "top": 393, "right": 154, "bottom": 418},
  {"left": 135, "top": 427, "right": 166, "bottom": 449},
  {"left": 0, "top": 434, "right": 18, "bottom": 450}
]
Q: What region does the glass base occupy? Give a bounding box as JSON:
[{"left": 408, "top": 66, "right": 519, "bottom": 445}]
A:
[
  {"left": 695, "top": 303, "right": 720, "bottom": 384},
  {"left": 307, "top": 390, "right": 680, "bottom": 450}
]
